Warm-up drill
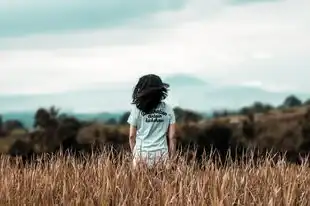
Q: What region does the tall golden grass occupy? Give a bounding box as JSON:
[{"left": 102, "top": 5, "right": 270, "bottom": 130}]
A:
[{"left": 0, "top": 150, "right": 310, "bottom": 205}]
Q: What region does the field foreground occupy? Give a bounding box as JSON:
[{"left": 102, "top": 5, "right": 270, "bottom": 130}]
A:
[{"left": 0, "top": 151, "right": 310, "bottom": 206}]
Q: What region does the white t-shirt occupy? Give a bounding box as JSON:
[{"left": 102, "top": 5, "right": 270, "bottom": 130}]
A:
[{"left": 127, "top": 101, "right": 176, "bottom": 154}]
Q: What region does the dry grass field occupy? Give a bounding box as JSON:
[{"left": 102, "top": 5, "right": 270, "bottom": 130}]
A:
[
  {"left": 1, "top": 105, "right": 310, "bottom": 205},
  {"left": 1, "top": 150, "right": 310, "bottom": 206}
]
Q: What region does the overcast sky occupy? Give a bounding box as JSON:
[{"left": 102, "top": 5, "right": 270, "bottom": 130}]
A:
[{"left": 0, "top": 0, "right": 309, "bottom": 95}]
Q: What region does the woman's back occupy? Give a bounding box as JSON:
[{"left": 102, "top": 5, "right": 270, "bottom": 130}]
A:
[{"left": 127, "top": 101, "right": 175, "bottom": 153}]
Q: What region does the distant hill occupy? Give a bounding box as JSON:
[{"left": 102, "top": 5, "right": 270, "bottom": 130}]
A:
[
  {"left": 163, "top": 74, "right": 309, "bottom": 112},
  {"left": 163, "top": 74, "right": 207, "bottom": 87},
  {"left": 0, "top": 74, "right": 309, "bottom": 114}
]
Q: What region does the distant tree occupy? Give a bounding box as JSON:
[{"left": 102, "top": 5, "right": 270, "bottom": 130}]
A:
[
  {"left": 33, "top": 106, "right": 65, "bottom": 129},
  {"left": 212, "top": 110, "right": 222, "bottom": 118},
  {"left": 304, "top": 99, "right": 310, "bottom": 106},
  {"left": 119, "top": 112, "right": 130, "bottom": 125},
  {"left": 282, "top": 95, "right": 302, "bottom": 108},
  {"left": 212, "top": 109, "right": 234, "bottom": 118},
  {"left": 34, "top": 108, "right": 51, "bottom": 128},
  {"left": 251, "top": 101, "right": 274, "bottom": 113},
  {"left": 263, "top": 104, "right": 274, "bottom": 111},
  {"left": 252, "top": 102, "right": 265, "bottom": 112},
  {"left": 239, "top": 106, "right": 252, "bottom": 115},
  {"left": 0, "top": 115, "right": 3, "bottom": 136},
  {"left": 238, "top": 101, "right": 274, "bottom": 115},
  {"left": 183, "top": 110, "right": 203, "bottom": 123},
  {"left": 174, "top": 107, "right": 203, "bottom": 124},
  {"left": 2, "top": 120, "right": 24, "bottom": 133},
  {"left": 49, "top": 106, "right": 60, "bottom": 119},
  {"left": 58, "top": 113, "right": 69, "bottom": 120},
  {"left": 173, "top": 107, "right": 183, "bottom": 122},
  {"left": 106, "top": 118, "right": 117, "bottom": 125}
]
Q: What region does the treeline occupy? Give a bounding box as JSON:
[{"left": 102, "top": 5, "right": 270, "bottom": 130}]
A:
[
  {"left": 1, "top": 94, "right": 306, "bottom": 132},
  {"left": 0, "top": 94, "right": 310, "bottom": 164},
  {"left": 103, "top": 94, "right": 308, "bottom": 126},
  {"left": 212, "top": 95, "right": 308, "bottom": 118}
]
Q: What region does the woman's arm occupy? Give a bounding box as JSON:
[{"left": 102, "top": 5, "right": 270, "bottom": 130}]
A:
[
  {"left": 168, "top": 123, "right": 176, "bottom": 158},
  {"left": 127, "top": 106, "right": 138, "bottom": 152},
  {"left": 129, "top": 125, "right": 137, "bottom": 152}
]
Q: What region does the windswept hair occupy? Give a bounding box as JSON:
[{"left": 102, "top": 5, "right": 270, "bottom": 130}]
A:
[{"left": 132, "top": 74, "right": 169, "bottom": 114}]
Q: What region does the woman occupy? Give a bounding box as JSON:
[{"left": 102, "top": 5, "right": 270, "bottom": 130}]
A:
[{"left": 127, "top": 74, "right": 176, "bottom": 168}]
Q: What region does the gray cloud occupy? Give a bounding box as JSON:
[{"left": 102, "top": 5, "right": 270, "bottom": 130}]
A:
[{"left": 0, "top": 0, "right": 185, "bottom": 37}]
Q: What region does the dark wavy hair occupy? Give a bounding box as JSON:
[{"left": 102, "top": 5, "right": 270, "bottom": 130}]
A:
[{"left": 132, "top": 74, "right": 169, "bottom": 114}]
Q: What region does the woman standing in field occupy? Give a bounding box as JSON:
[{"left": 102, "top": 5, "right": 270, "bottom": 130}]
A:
[{"left": 127, "top": 74, "right": 177, "bottom": 168}]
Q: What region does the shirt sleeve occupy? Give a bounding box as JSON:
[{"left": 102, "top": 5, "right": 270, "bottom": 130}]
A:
[
  {"left": 127, "top": 105, "right": 139, "bottom": 126},
  {"left": 168, "top": 104, "right": 176, "bottom": 124}
]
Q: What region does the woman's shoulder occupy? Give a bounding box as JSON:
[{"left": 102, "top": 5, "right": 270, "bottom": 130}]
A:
[
  {"left": 129, "top": 104, "right": 141, "bottom": 115},
  {"left": 161, "top": 101, "right": 174, "bottom": 112}
]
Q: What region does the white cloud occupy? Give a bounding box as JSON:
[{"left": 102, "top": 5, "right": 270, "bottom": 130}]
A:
[{"left": 0, "top": 0, "right": 309, "bottom": 94}]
